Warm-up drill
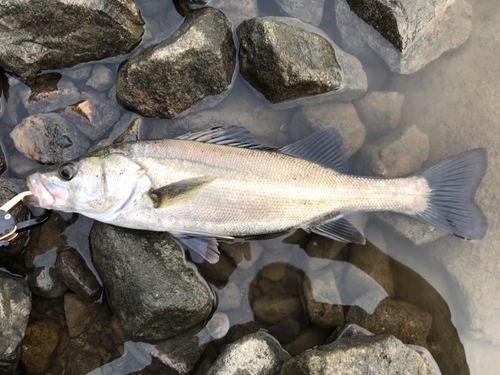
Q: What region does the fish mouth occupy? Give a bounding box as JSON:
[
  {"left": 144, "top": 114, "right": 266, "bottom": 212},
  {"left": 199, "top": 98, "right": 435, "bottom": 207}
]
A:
[{"left": 27, "top": 173, "right": 69, "bottom": 207}]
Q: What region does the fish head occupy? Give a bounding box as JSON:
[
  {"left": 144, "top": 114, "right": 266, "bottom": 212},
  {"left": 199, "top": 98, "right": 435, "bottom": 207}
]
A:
[{"left": 27, "top": 150, "right": 150, "bottom": 217}]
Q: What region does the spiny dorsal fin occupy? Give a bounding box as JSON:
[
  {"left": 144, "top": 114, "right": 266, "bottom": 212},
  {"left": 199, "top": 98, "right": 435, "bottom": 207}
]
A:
[
  {"left": 149, "top": 176, "right": 216, "bottom": 208},
  {"left": 311, "top": 213, "right": 365, "bottom": 244},
  {"left": 279, "top": 128, "right": 348, "bottom": 173},
  {"left": 176, "top": 126, "right": 273, "bottom": 150}
]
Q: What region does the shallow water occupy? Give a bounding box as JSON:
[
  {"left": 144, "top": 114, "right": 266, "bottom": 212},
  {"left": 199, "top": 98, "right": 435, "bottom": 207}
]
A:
[{"left": 1, "top": 0, "right": 499, "bottom": 374}]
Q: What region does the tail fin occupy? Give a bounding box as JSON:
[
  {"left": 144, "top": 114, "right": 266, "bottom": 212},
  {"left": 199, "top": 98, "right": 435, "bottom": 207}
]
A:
[{"left": 412, "top": 148, "right": 488, "bottom": 241}]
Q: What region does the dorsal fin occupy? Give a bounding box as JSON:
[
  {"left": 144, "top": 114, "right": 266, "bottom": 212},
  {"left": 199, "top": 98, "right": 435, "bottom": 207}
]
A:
[
  {"left": 279, "top": 128, "right": 348, "bottom": 173},
  {"left": 176, "top": 126, "right": 272, "bottom": 150},
  {"left": 311, "top": 213, "right": 365, "bottom": 244}
]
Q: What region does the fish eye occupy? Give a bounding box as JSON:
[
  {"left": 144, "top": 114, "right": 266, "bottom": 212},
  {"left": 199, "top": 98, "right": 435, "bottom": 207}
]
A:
[{"left": 58, "top": 163, "right": 77, "bottom": 181}]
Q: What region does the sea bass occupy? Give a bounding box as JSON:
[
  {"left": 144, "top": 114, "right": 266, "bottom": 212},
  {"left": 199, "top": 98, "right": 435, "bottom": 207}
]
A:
[{"left": 26, "top": 126, "right": 488, "bottom": 263}]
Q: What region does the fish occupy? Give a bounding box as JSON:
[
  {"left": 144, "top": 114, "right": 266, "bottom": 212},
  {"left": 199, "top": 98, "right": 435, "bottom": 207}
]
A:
[{"left": 26, "top": 126, "right": 488, "bottom": 263}]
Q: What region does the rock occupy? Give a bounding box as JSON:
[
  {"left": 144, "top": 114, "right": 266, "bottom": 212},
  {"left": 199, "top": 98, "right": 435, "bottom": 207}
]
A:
[
  {"left": 90, "top": 113, "right": 142, "bottom": 152},
  {"left": 20, "top": 319, "right": 60, "bottom": 374},
  {"left": 197, "top": 252, "right": 237, "bottom": 283},
  {"left": 65, "top": 347, "right": 104, "bottom": 375},
  {"left": 207, "top": 312, "right": 230, "bottom": 340},
  {"left": 28, "top": 266, "right": 68, "bottom": 298},
  {"left": 219, "top": 241, "right": 252, "bottom": 266},
  {"left": 252, "top": 294, "right": 303, "bottom": 325},
  {"left": 0, "top": 179, "right": 31, "bottom": 256},
  {"left": 64, "top": 99, "right": 121, "bottom": 140},
  {"left": 65, "top": 66, "right": 93, "bottom": 83},
  {"left": 206, "top": 332, "right": 290, "bottom": 375},
  {"left": 19, "top": 73, "right": 81, "bottom": 114},
  {"left": 217, "top": 282, "right": 242, "bottom": 311},
  {"left": 335, "top": 0, "right": 472, "bottom": 74},
  {"left": 64, "top": 293, "right": 99, "bottom": 337},
  {"left": 268, "top": 318, "right": 301, "bottom": 344},
  {"left": 355, "top": 124, "right": 429, "bottom": 178},
  {"left": 290, "top": 102, "right": 366, "bottom": 157},
  {"left": 346, "top": 298, "right": 432, "bottom": 347},
  {"left": 260, "top": 262, "right": 288, "bottom": 282},
  {"left": 326, "top": 323, "right": 373, "bottom": 344},
  {"left": 280, "top": 334, "right": 436, "bottom": 374},
  {"left": 0, "top": 0, "right": 145, "bottom": 77},
  {"left": 282, "top": 325, "right": 332, "bottom": 357},
  {"left": 117, "top": 7, "right": 236, "bottom": 119},
  {"left": 236, "top": 18, "right": 341, "bottom": 104},
  {"left": 274, "top": 0, "right": 325, "bottom": 26},
  {"left": 147, "top": 327, "right": 209, "bottom": 375},
  {"left": 5, "top": 154, "right": 39, "bottom": 178},
  {"left": 0, "top": 88, "right": 24, "bottom": 128},
  {"left": 55, "top": 247, "right": 102, "bottom": 304},
  {"left": 354, "top": 91, "right": 405, "bottom": 138},
  {"left": 306, "top": 235, "right": 347, "bottom": 262},
  {"left": 0, "top": 273, "right": 31, "bottom": 374},
  {"left": 10, "top": 113, "right": 90, "bottom": 164},
  {"left": 303, "top": 267, "right": 344, "bottom": 329},
  {"left": 0, "top": 145, "right": 5, "bottom": 176},
  {"left": 374, "top": 212, "right": 446, "bottom": 246},
  {"left": 349, "top": 241, "right": 394, "bottom": 297},
  {"left": 179, "top": 0, "right": 257, "bottom": 24},
  {"left": 90, "top": 222, "right": 213, "bottom": 342},
  {"left": 86, "top": 65, "right": 114, "bottom": 92}
]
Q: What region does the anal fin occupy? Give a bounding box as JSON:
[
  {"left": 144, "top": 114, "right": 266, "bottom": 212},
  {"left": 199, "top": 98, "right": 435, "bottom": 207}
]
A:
[
  {"left": 173, "top": 235, "right": 221, "bottom": 264},
  {"left": 311, "top": 213, "right": 365, "bottom": 244}
]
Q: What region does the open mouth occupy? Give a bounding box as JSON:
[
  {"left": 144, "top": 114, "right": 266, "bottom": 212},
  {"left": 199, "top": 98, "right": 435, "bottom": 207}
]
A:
[{"left": 27, "top": 173, "right": 69, "bottom": 207}]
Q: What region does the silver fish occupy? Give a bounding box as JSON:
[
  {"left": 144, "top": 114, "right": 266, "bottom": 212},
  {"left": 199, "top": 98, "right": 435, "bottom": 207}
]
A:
[{"left": 27, "top": 126, "right": 488, "bottom": 263}]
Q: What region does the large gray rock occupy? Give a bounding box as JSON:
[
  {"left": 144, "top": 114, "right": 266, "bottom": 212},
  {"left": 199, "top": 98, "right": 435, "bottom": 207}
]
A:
[
  {"left": 236, "top": 18, "right": 342, "bottom": 104},
  {"left": 280, "top": 334, "right": 436, "bottom": 374},
  {"left": 18, "top": 74, "right": 81, "bottom": 115},
  {"left": 289, "top": 102, "right": 366, "bottom": 157},
  {"left": 90, "top": 112, "right": 142, "bottom": 152},
  {"left": 90, "top": 222, "right": 213, "bottom": 342},
  {"left": 0, "top": 0, "right": 144, "bottom": 77},
  {"left": 86, "top": 65, "right": 114, "bottom": 92},
  {"left": 335, "top": 0, "right": 472, "bottom": 74},
  {"left": 206, "top": 332, "right": 290, "bottom": 375},
  {"left": 0, "top": 273, "right": 31, "bottom": 374},
  {"left": 64, "top": 99, "right": 121, "bottom": 140},
  {"left": 274, "top": 0, "right": 325, "bottom": 26},
  {"left": 10, "top": 113, "right": 90, "bottom": 164},
  {"left": 117, "top": 7, "right": 236, "bottom": 119},
  {"left": 178, "top": 0, "right": 257, "bottom": 24}
]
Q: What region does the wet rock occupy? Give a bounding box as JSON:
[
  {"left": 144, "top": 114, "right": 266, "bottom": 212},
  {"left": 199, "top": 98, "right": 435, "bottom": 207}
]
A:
[
  {"left": 90, "top": 222, "right": 213, "bottom": 342},
  {"left": 356, "top": 124, "right": 429, "bottom": 178},
  {"left": 147, "top": 327, "right": 209, "bottom": 375},
  {"left": 290, "top": 102, "right": 366, "bottom": 157},
  {"left": 274, "top": 0, "right": 324, "bottom": 26},
  {"left": 336, "top": 0, "right": 472, "bottom": 74},
  {"left": 349, "top": 241, "right": 394, "bottom": 297},
  {"left": 0, "top": 273, "right": 31, "bottom": 374},
  {"left": 282, "top": 325, "right": 332, "bottom": 357},
  {"left": 28, "top": 266, "right": 68, "bottom": 298},
  {"left": 90, "top": 113, "right": 142, "bottom": 152},
  {"left": 65, "top": 66, "right": 93, "bottom": 83},
  {"left": 207, "top": 312, "right": 230, "bottom": 340},
  {"left": 179, "top": 0, "right": 257, "bottom": 24},
  {"left": 0, "top": 90, "right": 24, "bottom": 128},
  {"left": 260, "top": 262, "right": 288, "bottom": 282},
  {"left": 354, "top": 91, "right": 405, "bottom": 138},
  {"left": 219, "top": 242, "right": 252, "bottom": 266},
  {"left": 236, "top": 18, "right": 341, "bottom": 104},
  {"left": 303, "top": 267, "right": 344, "bottom": 329},
  {"left": 0, "top": 145, "right": 5, "bottom": 176},
  {"left": 375, "top": 212, "right": 446, "bottom": 246},
  {"left": 253, "top": 294, "right": 303, "bottom": 325},
  {"left": 55, "top": 247, "right": 102, "bottom": 304},
  {"left": 326, "top": 323, "right": 373, "bottom": 343},
  {"left": 306, "top": 235, "right": 347, "bottom": 262},
  {"left": 0, "top": 179, "right": 31, "bottom": 256},
  {"left": 64, "top": 99, "right": 121, "bottom": 140},
  {"left": 10, "top": 113, "right": 90, "bottom": 164},
  {"left": 117, "top": 7, "right": 236, "bottom": 119},
  {"left": 64, "top": 293, "right": 100, "bottom": 337},
  {"left": 346, "top": 298, "right": 432, "bottom": 347},
  {"left": 206, "top": 332, "right": 290, "bottom": 375},
  {"left": 19, "top": 73, "right": 81, "bottom": 114},
  {"left": 20, "top": 319, "right": 60, "bottom": 374},
  {"left": 268, "top": 318, "right": 301, "bottom": 344},
  {"left": 217, "top": 282, "right": 241, "bottom": 311},
  {"left": 65, "top": 347, "right": 104, "bottom": 375},
  {"left": 0, "top": 0, "right": 145, "bottom": 77},
  {"left": 197, "top": 252, "right": 237, "bottom": 283},
  {"left": 86, "top": 65, "right": 114, "bottom": 92},
  {"left": 280, "top": 334, "right": 436, "bottom": 374}
]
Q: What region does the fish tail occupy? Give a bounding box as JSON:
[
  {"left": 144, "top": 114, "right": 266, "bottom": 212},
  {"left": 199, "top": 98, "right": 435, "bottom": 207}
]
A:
[{"left": 411, "top": 148, "right": 488, "bottom": 241}]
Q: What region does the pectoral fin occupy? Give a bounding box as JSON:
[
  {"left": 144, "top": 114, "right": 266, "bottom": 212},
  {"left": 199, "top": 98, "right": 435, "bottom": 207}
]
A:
[
  {"left": 311, "top": 213, "right": 365, "bottom": 244},
  {"left": 149, "top": 176, "right": 216, "bottom": 208}
]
